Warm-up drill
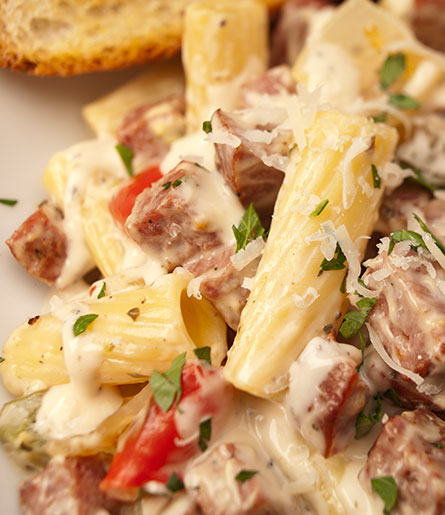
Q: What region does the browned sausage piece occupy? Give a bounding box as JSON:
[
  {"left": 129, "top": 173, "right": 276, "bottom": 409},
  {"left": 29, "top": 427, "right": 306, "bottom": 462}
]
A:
[
  {"left": 126, "top": 161, "right": 230, "bottom": 270},
  {"left": 361, "top": 409, "right": 445, "bottom": 515},
  {"left": 364, "top": 246, "right": 445, "bottom": 382},
  {"left": 117, "top": 94, "right": 186, "bottom": 172},
  {"left": 184, "top": 443, "right": 295, "bottom": 515},
  {"left": 20, "top": 455, "right": 124, "bottom": 515},
  {"left": 287, "top": 337, "right": 369, "bottom": 457},
  {"left": 6, "top": 202, "right": 67, "bottom": 286},
  {"left": 186, "top": 244, "right": 260, "bottom": 330},
  {"left": 411, "top": 0, "right": 445, "bottom": 52}
]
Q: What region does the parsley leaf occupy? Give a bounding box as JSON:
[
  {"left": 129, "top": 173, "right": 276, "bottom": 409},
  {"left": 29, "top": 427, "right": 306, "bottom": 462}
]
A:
[
  {"left": 173, "top": 179, "right": 182, "bottom": 188},
  {"left": 320, "top": 243, "right": 346, "bottom": 271},
  {"left": 162, "top": 181, "right": 172, "bottom": 190},
  {"left": 413, "top": 213, "right": 445, "bottom": 255},
  {"left": 384, "top": 388, "right": 401, "bottom": 407},
  {"left": 357, "top": 330, "right": 366, "bottom": 372},
  {"left": 310, "top": 199, "right": 329, "bottom": 217},
  {"left": 235, "top": 470, "right": 258, "bottom": 482},
  {"left": 193, "top": 346, "right": 211, "bottom": 365},
  {"left": 198, "top": 418, "right": 212, "bottom": 452},
  {"left": 150, "top": 352, "right": 186, "bottom": 411},
  {"left": 388, "top": 229, "right": 427, "bottom": 255},
  {"left": 432, "top": 442, "right": 444, "bottom": 449},
  {"left": 388, "top": 93, "right": 420, "bottom": 110},
  {"left": 97, "top": 282, "right": 106, "bottom": 299},
  {"left": 371, "top": 476, "right": 398, "bottom": 514},
  {"left": 166, "top": 472, "right": 184, "bottom": 492},
  {"left": 371, "top": 164, "right": 381, "bottom": 189},
  {"left": 115, "top": 144, "right": 134, "bottom": 177},
  {"left": 372, "top": 112, "right": 387, "bottom": 123},
  {"left": 0, "top": 198, "right": 18, "bottom": 206},
  {"left": 73, "top": 314, "right": 98, "bottom": 336},
  {"left": 340, "top": 298, "right": 377, "bottom": 339},
  {"left": 355, "top": 394, "right": 383, "bottom": 439},
  {"left": 202, "top": 120, "right": 212, "bottom": 134},
  {"left": 380, "top": 53, "right": 406, "bottom": 89},
  {"left": 232, "top": 203, "right": 265, "bottom": 253},
  {"left": 0, "top": 357, "right": 4, "bottom": 363},
  {"left": 399, "top": 161, "right": 436, "bottom": 193}
]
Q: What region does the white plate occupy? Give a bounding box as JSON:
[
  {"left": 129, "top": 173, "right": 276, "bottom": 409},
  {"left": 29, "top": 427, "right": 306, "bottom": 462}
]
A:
[{"left": 0, "top": 65, "right": 147, "bottom": 513}]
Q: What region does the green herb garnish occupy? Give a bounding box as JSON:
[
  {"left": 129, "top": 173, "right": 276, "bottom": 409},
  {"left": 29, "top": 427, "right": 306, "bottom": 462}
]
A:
[
  {"left": 388, "top": 229, "right": 427, "bottom": 255},
  {"left": 173, "top": 179, "right": 182, "bottom": 188},
  {"left": 380, "top": 53, "right": 406, "bottom": 89},
  {"left": 371, "top": 476, "right": 398, "bottom": 514},
  {"left": 97, "top": 282, "right": 106, "bottom": 299},
  {"left": 371, "top": 164, "right": 381, "bottom": 189},
  {"left": 202, "top": 120, "right": 212, "bottom": 134},
  {"left": 355, "top": 394, "right": 383, "bottom": 439},
  {"left": 372, "top": 112, "right": 387, "bottom": 123},
  {"left": 0, "top": 357, "right": 5, "bottom": 363},
  {"left": 413, "top": 213, "right": 445, "bottom": 255},
  {"left": 193, "top": 346, "right": 211, "bottom": 365},
  {"left": 0, "top": 198, "right": 18, "bottom": 206},
  {"left": 73, "top": 314, "right": 99, "bottom": 337},
  {"left": 166, "top": 472, "right": 185, "bottom": 492},
  {"left": 432, "top": 442, "right": 444, "bottom": 449},
  {"left": 310, "top": 199, "right": 329, "bottom": 218},
  {"left": 320, "top": 243, "right": 346, "bottom": 271},
  {"left": 384, "top": 388, "right": 401, "bottom": 407},
  {"left": 399, "top": 162, "right": 436, "bottom": 193},
  {"left": 388, "top": 93, "right": 420, "bottom": 110},
  {"left": 149, "top": 353, "right": 186, "bottom": 411},
  {"left": 162, "top": 181, "right": 172, "bottom": 190},
  {"left": 115, "top": 144, "right": 134, "bottom": 177},
  {"left": 232, "top": 203, "right": 265, "bottom": 253},
  {"left": 340, "top": 297, "right": 377, "bottom": 339},
  {"left": 198, "top": 418, "right": 212, "bottom": 452},
  {"left": 235, "top": 470, "right": 258, "bottom": 482}
]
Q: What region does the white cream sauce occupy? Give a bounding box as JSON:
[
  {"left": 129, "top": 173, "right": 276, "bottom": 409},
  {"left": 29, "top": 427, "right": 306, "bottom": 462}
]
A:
[
  {"left": 35, "top": 303, "right": 122, "bottom": 439},
  {"left": 160, "top": 131, "right": 216, "bottom": 174},
  {"left": 56, "top": 139, "right": 128, "bottom": 288}
]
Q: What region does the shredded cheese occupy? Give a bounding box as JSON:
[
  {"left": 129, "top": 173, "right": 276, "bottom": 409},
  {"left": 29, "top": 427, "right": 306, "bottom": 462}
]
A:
[{"left": 230, "top": 238, "right": 265, "bottom": 271}]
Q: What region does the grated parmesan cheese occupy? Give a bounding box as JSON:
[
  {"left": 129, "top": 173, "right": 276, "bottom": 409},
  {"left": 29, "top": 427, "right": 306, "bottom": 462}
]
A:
[
  {"left": 337, "top": 137, "right": 370, "bottom": 210},
  {"left": 187, "top": 276, "right": 203, "bottom": 300},
  {"left": 242, "top": 277, "right": 255, "bottom": 291},
  {"left": 205, "top": 130, "right": 241, "bottom": 148},
  {"left": 292, "top": 287, "right": 320, "bottom": 308},
  {"left": 230, "top": 238, "right": 265, "bottom": 271}
]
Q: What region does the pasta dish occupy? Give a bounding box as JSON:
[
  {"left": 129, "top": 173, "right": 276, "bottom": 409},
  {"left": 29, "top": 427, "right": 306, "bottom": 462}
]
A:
[{"left": 2, "top": 0, "right": 445, "bottom": 513}]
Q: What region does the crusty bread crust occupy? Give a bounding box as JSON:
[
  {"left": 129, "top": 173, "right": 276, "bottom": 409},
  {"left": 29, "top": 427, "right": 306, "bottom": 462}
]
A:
[{"left": 0, "top": 0, "right": 284, "bottom": 76}]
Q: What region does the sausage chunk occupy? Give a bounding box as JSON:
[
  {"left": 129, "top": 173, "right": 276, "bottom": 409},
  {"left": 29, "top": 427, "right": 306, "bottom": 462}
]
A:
[
  {"left": 184, "top": 443, "right": 296, "bottom": 515},
  {"left": 19, "top": 455, "right": 123, "bottom": 515},
  {"left": 117, "top": 94, "right": 186, "bottom": 172},
  {"left": 287, "top": 336, "right": 369, "bottom": 457},
  {"left": 6, "top": 202, "right": 67, "bottom": 285},
  {"left": 361, "top": 409, "right": 445, "bottom": 515},
  {"left": 126, "top": 161, "right": 242, "bottom": 270}
]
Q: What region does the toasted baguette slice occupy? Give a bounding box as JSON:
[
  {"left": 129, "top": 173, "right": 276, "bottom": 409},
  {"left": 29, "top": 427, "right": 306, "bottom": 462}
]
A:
[{"left": 0, "top": 0, "right": 284, "bottom": 76}]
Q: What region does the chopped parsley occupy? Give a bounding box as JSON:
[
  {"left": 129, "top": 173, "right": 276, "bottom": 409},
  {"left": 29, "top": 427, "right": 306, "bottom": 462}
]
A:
[
  {"left": 340, "top": 297, "right": 378, "bottom": 339},
  {"left": 371, "top": 164, "right": 381, "bottom": 189},
  {"left": 127, "top": 307, "right": 140, "bottom": 321},
  {"left": 97, "top": 282, "right": 106, "bottom": 299},
  {"left": 372, "top": 112, "right": 387, "bottom": 123},
  {"left": 0, "top": 357, "right": 4, "bottom": 363},
  {"left": 162, "top": 181, "right": 171, "bottom": 190},
  {"left": 384, "top": 388, "right": 401, "bottom": 407},
  {"left": 166, "top": 472, "right": 185, "bottom": 492},
  {"left": 399, "top": 161, "right": 436, "bottom": 193},
  {"left": 149, "top": 352, "right": 186, "bottom": 411},
  {"left": 173, "top": 179, "right": 182, "bottom": 188},
  {"left": 379, "top": 53, "right": 406, "bottom": 89},
  {"left": 371, "top": 476, "right": 398, "bottom": 514},
  {"left": 357, "top": 330, "right": 366, "bottom": 372},
  {"left": 73, "top": 314, "right": 99, "bottom": 337},
  {"left": 355, "top": 394, "right": 383, "bottom": 439},
  {"left": 198, "top": 418, "right": 212, "bottom": 452},
  {"left": 162, "top": 178, "right": 183, "bottom": 191},
  {"left": 432, "top": 442, "right": 444, "bottom": 449},
  {"left": 388, "top": 229, "right": 427, "bottom": 255},
  {"left": 340, "top": 272, "right": 347, "bottom": 294},
  {"left": 310, "top": 199, "right": 329, "bottom": 217},
  {"left": 193, "top": 346, "right": 211, "bottom": 365},
  {"left": 115, "top": 144, "right": 134, "bottom": 177},
  {"left": 202, "top": 120, "right": 212, "bottom": 134},
  {"left": 320, "top": 243, "right": 346, "bottom": 271},
  {"left": 235, "top": 470, "right": 258, "bottom": 482},
  {"left": 388, "top": 93, "right": 420, "bottom": 110},
  {"left": 232, "top": 203, "right": 265, "bottom": 253},
  {"left": 413, "top": 213, "right": 445, "bottom": 255},
  {"left": 0, "top": 198, "right": 18, "bottom": 206}
]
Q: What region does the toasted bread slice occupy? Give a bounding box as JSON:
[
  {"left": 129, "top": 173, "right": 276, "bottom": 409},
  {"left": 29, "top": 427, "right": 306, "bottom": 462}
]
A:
[{"left": 0, "top": 0, "right": 284, "bottom": 76}]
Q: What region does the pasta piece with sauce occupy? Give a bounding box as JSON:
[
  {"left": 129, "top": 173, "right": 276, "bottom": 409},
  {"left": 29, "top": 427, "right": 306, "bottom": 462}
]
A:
[
  {"left": 182, "top": 0, "right": 268, "bottom": 130},
  {"left": 1, "top": 271, "right": 227, "bottom": 396},
  {"left": 224, "top": 109, "right": 398, "bottom": 397}
]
